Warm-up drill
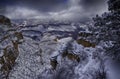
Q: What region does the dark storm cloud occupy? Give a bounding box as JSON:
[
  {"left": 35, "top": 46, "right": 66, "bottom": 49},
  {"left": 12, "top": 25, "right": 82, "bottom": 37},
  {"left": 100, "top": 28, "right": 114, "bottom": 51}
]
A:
[
  {"left": 0, "top": 0, "right": 69, "bottom": 12},
  {"left": 0, "top": 0, "right": 108, "bottom": 21},
  {"left": 80, "top": 0, "right": 106, "bottom": 6},
  {"left": 79, "top": 0, "right": 108, "bottom": 11}
]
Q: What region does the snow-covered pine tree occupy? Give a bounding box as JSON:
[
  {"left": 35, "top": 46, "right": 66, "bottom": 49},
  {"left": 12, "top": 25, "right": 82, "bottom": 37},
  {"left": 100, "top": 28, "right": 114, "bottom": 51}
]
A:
[
  {"left": 108, "top": 0, "right": 120, "bottom": 12},
  {"left": 93, "top": 0, "right": 120, "bottom": 60}
]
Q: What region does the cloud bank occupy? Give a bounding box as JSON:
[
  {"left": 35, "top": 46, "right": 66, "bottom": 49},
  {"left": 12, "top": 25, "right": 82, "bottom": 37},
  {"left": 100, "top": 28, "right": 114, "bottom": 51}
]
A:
[{"left": 0, "top": 0, "right": 108, "bottom": 21}]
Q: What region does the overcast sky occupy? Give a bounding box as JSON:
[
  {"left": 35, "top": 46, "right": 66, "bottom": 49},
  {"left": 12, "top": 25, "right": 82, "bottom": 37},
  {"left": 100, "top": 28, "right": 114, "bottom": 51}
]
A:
[{"left": 0, "top": 0, "right": 108, "bottom": 21}]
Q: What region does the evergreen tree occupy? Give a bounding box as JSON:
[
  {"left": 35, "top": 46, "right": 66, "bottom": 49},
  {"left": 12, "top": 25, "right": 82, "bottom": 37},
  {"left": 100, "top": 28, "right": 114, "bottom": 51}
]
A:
[
  {"left": 93, "top": 0, "right": 120, "bottom": 60},
  {"left": 108, "top": 0, "right": 120, "bottom": 12}
]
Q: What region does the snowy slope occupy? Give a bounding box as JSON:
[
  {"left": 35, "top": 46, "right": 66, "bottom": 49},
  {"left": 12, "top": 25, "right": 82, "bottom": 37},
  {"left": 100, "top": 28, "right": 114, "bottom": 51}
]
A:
[{"left": 0, "top": 21, "right": 119, "bottom": 79}]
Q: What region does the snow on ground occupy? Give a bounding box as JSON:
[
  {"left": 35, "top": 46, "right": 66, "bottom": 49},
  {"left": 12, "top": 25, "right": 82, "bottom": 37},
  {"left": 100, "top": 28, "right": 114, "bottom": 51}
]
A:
[{"left": 0, "top": 22, "right": 119, "bottom": 79}]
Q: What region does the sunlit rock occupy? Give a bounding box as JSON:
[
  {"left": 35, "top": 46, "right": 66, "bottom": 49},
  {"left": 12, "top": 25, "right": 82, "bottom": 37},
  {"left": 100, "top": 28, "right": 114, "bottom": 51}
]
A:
[{"left": 76, "top": 39, "right": 96, "bottom": 48}]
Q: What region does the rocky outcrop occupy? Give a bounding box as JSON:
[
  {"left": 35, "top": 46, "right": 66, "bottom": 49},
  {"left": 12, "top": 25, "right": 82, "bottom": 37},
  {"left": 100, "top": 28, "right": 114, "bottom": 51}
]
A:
[
  {"left": 0, "top": 17, "right": 24, "bottom": 78},
  {"left": 0, "top": 20, "right": 108, "bottom": 79},
  {"left": 0, "top": 15, "right": 11, "bottom": 26}
]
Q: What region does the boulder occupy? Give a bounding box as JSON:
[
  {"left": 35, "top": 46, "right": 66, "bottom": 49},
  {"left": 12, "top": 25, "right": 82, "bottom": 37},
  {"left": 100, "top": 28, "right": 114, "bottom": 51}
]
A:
[{"left": 0, "top": 15, "right": 11, "bottom": 26}]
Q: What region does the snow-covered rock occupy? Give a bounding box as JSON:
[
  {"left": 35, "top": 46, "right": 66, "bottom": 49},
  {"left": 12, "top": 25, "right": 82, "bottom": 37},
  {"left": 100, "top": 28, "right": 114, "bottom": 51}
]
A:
[{"left": 0, "top": 19, "right": 119, "bottom": 79}]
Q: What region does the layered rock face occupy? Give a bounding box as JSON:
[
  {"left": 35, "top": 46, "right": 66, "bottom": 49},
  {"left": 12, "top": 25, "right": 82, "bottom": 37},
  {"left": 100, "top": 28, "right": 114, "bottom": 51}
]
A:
[
  {"left": 0, "top": 17, "right": 108, "bottom": 79},
  {"left": 0, "top": 16, "right": 24, "bottom": 78},
  {"left": 0, "top": 14, "right": 119, "bottom": 79}
]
